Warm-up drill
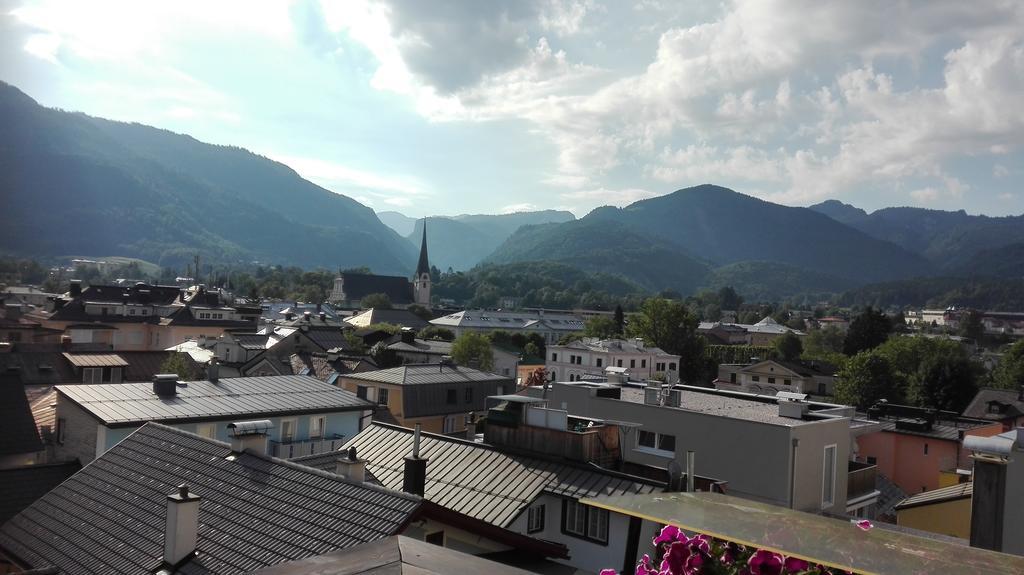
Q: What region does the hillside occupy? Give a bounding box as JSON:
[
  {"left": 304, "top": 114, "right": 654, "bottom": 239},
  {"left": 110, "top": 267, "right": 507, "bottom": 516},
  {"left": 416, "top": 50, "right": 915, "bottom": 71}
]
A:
[
  {"left": 486, "top": 218, "right": 712, "bottom": 294},
  {"left": 838, "top": 276, "right": 1024, "bottom": 311},
  {"left": 700, "top": 261, "right": 852, "bottom": 302},
  {"left": 0, "top": 82, "right": 415, "bottom": 274},
  {"left": 406, "top": 210, "right": 575, "bottom": 271},
  {"left": 810, "top": 201, "right": 1024, "bottom": 268},
  {"left": 378, "top": 211, "right": 417, "bottom": 236}
]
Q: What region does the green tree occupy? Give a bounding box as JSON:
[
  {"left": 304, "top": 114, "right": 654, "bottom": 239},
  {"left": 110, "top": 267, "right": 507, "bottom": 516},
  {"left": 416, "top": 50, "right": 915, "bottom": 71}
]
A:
[
  {"left": 583, "top": 316, "right": 619, "bottom": 339},
  {"left": 627, "top": 297, "right": 706, "bottom": 384},
  {"left": 523, "top": 341, "right": 541, "bottom": 360},
  {"left": 803, "top": 326, "right": 846, "bottom": 359},
  {"left": 717, "top": 286, "right": 743, "bottom": 310},
  {"left": 910, "top": 352, "right": 980, "bottom": 413},
  {"left": 613, "top": 304, "right": 625, "bottom": 336},
  {"left": 451, "top": 332, "right": 494, "bottom": 371},
  {"left": 360, "top": 293, "right": 393, "bottom": 309},
  {"left": 843, "top": 306, "right": 892, "bottom": 355},
  {"left": 835, "top": 352, "right": 903, "bottom": 409},
  {"left": 958, "top": 309, "right": 985, "bottom": 342},
  {"left": 159, "top": 353, "right": 198, "bottom": 380},
  {"left": 418, "top": 326, "right": 455, "bottom": 341},
  {"left": 407, "top": 304, "right": 433, "bottom": 322},
  {"left": 369, "top": 341, "right": 402, "bottom": 368},
  {"left": 991, "top": 339, "right": 1024, "bottom": 390},
  {"left": 774, "top": 332, "right": 803, "bottom": 362}
]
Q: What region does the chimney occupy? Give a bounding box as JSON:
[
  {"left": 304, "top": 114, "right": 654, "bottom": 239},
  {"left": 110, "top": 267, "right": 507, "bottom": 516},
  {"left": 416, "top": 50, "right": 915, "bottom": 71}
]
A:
[
  {"left": 60, "top": 335, "right": 73, "bottom": 352},
  {"left": 153, "top": 374, "right": 179, "bottom": 396},
  {"left": 336, "top": 447, "right": 367, "bottom": 483},
  {"left": 465, "top": 413, "right": 477, "bottom": 440},
  {"left": 69, "top": 280, "right": 82, "bottom": 297},
  {"left": 303, "top": 311, "right": 312, "bottom": 322},
  {"left": 319, "top": 311, "right": 327, "bottom": 322},
  {"left": 285, "top": 312, "right": 294, "bottom": 321},
  {"left": 686, "top": 451, "right": 696, "bottom": 493},
  {"left": 227, "top": 420, "right": 272, "bottom": 454},
  {"left": 207, "top": 357, "right": 219, "bottom": 383},
  {"left": 163, "top": 484, "right": 201, "bottom": 568},
  {"left": 403, "top": 424, "right": 428, "bottom": 496},
  {"left": 401, "top": 328, "right": 415, "bottom": 344}
]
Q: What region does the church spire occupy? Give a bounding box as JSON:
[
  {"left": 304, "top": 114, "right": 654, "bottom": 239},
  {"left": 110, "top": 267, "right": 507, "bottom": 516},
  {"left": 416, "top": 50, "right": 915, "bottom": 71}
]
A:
[{"left": 416, "top": 218, "right": 430, "bottom": 277}]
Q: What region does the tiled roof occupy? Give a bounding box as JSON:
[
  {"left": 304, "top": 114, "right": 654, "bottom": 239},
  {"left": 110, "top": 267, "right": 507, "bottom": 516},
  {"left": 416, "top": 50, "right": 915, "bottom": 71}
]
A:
[
  {"left": 301, "top": 327, "right": 355, "bottom": 353},
  {"left": 895, "top": 482, "right": 973, "bottom": 511},
  {"left": 344, "top": 309, "right": 430, "bottom": 329},
  {"left": 962, "top": 388, "right": 1024, "bottom": 421},
  {"left": 0, "top": 461, "right": 80, "bottom": 524},
  {"left": 57, "top": 375, "right": 374, "bottom": 427},
  {"left": 341, "top": 364, "right": 509, "bottom": 386},
  {"left": 288, "top": 353, "right": 377, "bottom": 382},
  {"left": 0, "top": 380, "right": 43, "bottom": 456},
  {"left": 0, "top": 351, "right": 201, "bottom": 386},
  {"left": 340, "top": 423, "right": 663, "bottom": 528},
  {"left": 338, "top": 273, "right": 413, "bottom": 304},
  {"left": 0, "top": 423, "right": 420, "bottom": 574},
  {"left": 251, "top": 536, "right": 536, "bottom": 575}
]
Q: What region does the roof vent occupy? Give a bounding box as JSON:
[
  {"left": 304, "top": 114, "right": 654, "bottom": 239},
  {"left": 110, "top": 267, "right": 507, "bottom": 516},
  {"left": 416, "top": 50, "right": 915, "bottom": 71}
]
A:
[
  {"left": 644, "top": 386, "right": 661, "bottom": 406},
  {"left": 777, "top": 391, "right": 809, "bottom": 419},
  {"left": 227, "top": 420, "right": 272, "bottom": 454},
  {"left": 153, "top": 374, "right": 179, "bottom": 396}
]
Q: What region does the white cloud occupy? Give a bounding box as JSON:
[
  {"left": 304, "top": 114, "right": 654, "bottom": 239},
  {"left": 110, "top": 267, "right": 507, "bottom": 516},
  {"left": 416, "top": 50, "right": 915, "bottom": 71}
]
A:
[
  {"left": 994, "top": 164, "right": 1010, "bottom": 178},
  {"left": 500, "top": 203, "right": 539, "bottom": 213},
  {"left": 270, "top": 154, "right": 430, "bottom": 202},
  {"left": 559, "top": 187, "right": 659, "bottom": 215},
  {"left": 910, "top": 187, "right": 940, "bottom": 202}
]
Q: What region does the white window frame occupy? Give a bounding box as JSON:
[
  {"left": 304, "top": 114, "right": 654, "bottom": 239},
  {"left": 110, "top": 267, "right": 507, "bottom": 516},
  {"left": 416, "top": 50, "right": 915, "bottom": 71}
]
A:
[
  {"left": 309, "top": 415, "right": 326, "bottom": 440},
  {"left": 443, "top": 415, "right": 459, "bottom": 434},
  {"left": 637, "top": 430, "right": 676, "bottom": 457},
  {"left": 586, "top": 507, "right": 609, "bottom": 542},
  {"left": 377, "top": 387, "right": 389, "bottom": 406},
  {"left": 527, "top": 504, "right": 546, "bottom": 533},
  {"left": 822, "top": 443, "right": 837, "bottom": 509},
  {"left": 82, "top": 367, "right": 103, "bottom": 384},
  {"left": 563, "top": 499, "right": 587, "bottom": 536},
  {"left": 279, "top": 418, "right": 297, "bottom": 443}
]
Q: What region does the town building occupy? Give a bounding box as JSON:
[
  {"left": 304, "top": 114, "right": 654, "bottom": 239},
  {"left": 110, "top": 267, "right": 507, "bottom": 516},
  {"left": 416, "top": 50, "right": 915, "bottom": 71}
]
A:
[
  {"left": 895, "top": 481, "right": 973, "bottom": 539},
  {"left": 715, "top": 358, "right": 839, "bottom": 397},
  {"left": 328, "top": 220, "right": 432, "bottom": 309},
  {"left": 0, "top": 285, "right": 57, "bottom": 308},
  {"left": 337, "top": 364, "right": 512, "bottom": 434},
  {"left": 855, "top": 403, "right": 1004, "bottom": 495},
  {"left": 344, "top": 307, "right": 431, "bottom": 329},
  {"left": 546, "top": 337, "right": 680, "bottom": 382},
  {"left": 0, "top": 302, "right": 61, "bottom": 344},
  {"left": 0, "top": 422, "right": 421, "bottom": 574},
  {"left": 430, "top": 309, "right": 585, "bottom": 345},
  {"left": 52, "top": 374, "right": 374, "bottom": 462},
  {"left": 698, "top": 316, "right": 805, "bottom": 346},
  {"left": 962, "top": 387, "right": 1024, "bottom": 430},
  {"left": 0, "top": 345, "right": 200, "bottom": 387},
  {"left": 532, "top": 380, "right": 881, "bottom": 518}
]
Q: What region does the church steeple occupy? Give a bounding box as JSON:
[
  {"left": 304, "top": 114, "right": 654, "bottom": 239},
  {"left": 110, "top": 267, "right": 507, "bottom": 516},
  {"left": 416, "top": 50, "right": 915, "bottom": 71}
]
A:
[
  {"left": 416, "top": 218, "right": 430, "bottom": 277},
  {"left": 414, "top": 219, "right": 431, "bottom": 306}
]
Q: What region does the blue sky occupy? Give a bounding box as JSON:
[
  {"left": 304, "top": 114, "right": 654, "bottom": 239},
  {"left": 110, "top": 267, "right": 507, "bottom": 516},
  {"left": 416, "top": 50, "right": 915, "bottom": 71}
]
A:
[{"left": 2, "top": 0, "right": 1023, "bottom": 218}]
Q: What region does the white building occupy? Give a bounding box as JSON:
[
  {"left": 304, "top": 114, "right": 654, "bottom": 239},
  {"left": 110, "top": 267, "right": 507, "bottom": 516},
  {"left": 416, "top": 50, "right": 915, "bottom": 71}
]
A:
[
  {"left": 546, "top": 337, "right": 680, "bottom": 382},
  {"left": 430, "top": 309, "right": 585, "bottom": 345}
]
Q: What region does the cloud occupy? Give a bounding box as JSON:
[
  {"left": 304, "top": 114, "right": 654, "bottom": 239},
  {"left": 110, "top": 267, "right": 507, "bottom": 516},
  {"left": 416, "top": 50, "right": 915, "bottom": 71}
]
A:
[
  {"left": 994, "top": 164, "right": 1010, "bottom": 178},
  {"left": 500, "top": 203, "right": 539, "bottom": 213},
  {"left": 559, "top": 187, "right": 659, "bottom": 215},
  {"left": 270, "top": 154, "right": 430, "bottom": 204}
]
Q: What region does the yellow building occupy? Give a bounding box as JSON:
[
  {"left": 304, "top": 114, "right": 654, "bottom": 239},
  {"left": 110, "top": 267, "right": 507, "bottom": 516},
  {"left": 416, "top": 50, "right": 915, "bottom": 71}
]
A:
[{"left": 895, "top": 482, "right": 972, "bottom": 539}]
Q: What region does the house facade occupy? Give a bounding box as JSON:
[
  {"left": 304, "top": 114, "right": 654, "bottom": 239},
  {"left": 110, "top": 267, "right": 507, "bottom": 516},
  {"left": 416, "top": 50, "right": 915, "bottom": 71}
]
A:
[
  {"left": 715, "top": 359, "right": 838, "bottom": 397},
  {"left": 546, "top": 337, "right": 680, "bottom": 383}
]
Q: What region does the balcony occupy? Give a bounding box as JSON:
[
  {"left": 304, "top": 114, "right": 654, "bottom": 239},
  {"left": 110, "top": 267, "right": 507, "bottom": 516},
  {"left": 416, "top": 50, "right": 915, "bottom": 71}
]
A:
[
  {"left": 847, "top": 460, "right": 877, "bottom": 499},
  {"left": 270, "top": 434, "right": 346, "bottom": 459}
]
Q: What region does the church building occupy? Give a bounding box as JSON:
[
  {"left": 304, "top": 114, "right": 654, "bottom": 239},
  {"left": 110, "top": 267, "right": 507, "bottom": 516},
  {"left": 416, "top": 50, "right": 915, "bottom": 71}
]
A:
[{"left": 328, "top": 220, "right": 432, "bottom": 309}]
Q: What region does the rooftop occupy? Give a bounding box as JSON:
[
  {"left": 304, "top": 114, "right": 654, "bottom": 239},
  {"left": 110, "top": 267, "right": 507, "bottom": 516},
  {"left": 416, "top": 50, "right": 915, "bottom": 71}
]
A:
[
  {"left": 56, "top": 375, "right": 373, "bottom": 427},
  {"left": 962, "top": 387, "right": 1024, "bottom": 421},
  {"left": 341, "top": 363, "right": 510, "bottom": 386},
  {"left": 430, "top": 309, "right": 584, "bottom": 331},
  {"left": 308, "top": 422, "right": 663, "bottom": 529},
  {"left": 0, "top": 423, "right": 420, "bottom": 574},
  {"left": 895, "top": 481, "right": 973, "bottom": 511},
  {"left": 344, "top": 308, "right": 430, "bottom": 329},
  {"left": 553, "top": 337, "right": 676, "bottom": 356},
  {"left": 0, "top": 461, "right": 80, "bottom": 524}
]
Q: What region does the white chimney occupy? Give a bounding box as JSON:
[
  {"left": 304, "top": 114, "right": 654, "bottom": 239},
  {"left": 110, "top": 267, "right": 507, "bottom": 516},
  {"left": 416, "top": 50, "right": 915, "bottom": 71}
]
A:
[
  {"left": 335, "top": 447, "right": 366, "bottom": 483},
  {"left": 163, "top": 484, "right": 201, "bottom": 567},
  {"left": 227, "top": 420, "right": 272, "bottom": 454}
]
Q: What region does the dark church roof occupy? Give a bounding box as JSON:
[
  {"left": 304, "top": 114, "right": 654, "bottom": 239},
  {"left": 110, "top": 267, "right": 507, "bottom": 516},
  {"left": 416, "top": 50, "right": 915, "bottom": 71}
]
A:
[
  {"left": 416, "top": 219, "right": 430, "bottom": 277},
  {"left": 340, "top": 273, "right": 413, "bottom": 304}
]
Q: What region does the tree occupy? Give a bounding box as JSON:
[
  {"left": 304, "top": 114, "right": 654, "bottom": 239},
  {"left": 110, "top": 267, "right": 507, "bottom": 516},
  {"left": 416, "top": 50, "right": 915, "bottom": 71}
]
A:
[
  {"left": 613, "top": 304, "right": 625, "bottom": 336},
  {"left": 717, "top": 286, "right": 743, "bottom": 310},
  {"left": 843, "top": 307, "right": 892, "bottom": 355},
  {"left": 583, "top": 316, "right": 619, "bottom": 339},
  {"left": 627, "top": 297, "right": 706, "bottom": 384},
  {"left": 835, "top": 352, "right": 903, "bottom": 410},
  {"left": 451, "top": 332, "right": 494, "bottom": 371},
  {"left": 804, "top": 326, "right": 846, "bottom": 359},
  {"left": 407, "top": 304, "right": 433, "bottom": 322},
  {"left": 418, "top": 326, "right": 455, "bottom": 342},
  {"left": 369, "top": 341, "right": 402, "bottom": 368},
  {"left": 958, "top": 309, "right": 985, "bottom": 342},
  {"left": 523, "top": 341, "right": 541, "bottom": 360},
  {"left": 159, "top": 353, "right": 198, "bottom": 381},
  {"left": 360, "top": 293, "right": 392, "bottom": 309},
  {"left": 910, "top": 352, "right": 980, "bottom": 413},
  {"left": 774, "top": 332, "right": 803, "bottom": 362},
  {"left": 991, "top": 339, "right": 1024, "bottom": 390}
]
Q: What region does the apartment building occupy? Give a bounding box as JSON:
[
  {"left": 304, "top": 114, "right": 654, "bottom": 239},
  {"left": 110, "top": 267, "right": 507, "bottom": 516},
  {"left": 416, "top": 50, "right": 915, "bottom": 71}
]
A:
[{"left": 547, "top": 337, "right": 680, "bottom": 382}]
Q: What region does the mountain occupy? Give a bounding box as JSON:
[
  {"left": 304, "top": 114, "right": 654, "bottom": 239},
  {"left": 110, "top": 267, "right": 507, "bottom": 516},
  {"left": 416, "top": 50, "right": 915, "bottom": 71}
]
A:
[
  {"left": 949, "top": 242, "right": 1024, "bottom": 279},
  {"left": 809, "top": 201, "right": 1024, "bottom": 269},
  {"left": 0, "top": 81, "right": 416, "bottom": 274},
  {"left": 700, "top": 261, "right": 852, "bottom": 302},
  {"left": 486, "top": 218, "right": 713, "bottom": 294},
  {"left": 377, "top": 211, "right": 418, "bottom": 236},
  {"left": 406, "top": 210, "right": 575, "bottom": 271}
]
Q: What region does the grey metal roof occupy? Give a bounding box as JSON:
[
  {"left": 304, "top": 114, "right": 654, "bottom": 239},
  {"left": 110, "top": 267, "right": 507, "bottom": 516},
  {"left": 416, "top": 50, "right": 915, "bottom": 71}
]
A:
[
  {"left": 342, "top": 423, "right": 663, "bottom": 528},
  {"left": 341, "top": 364, "right": 507, "bottom": 386},
  {"left": 963, "top": 387, "right": 1024, "bottom": 421},
  {"left": 56, "top": 375, "right": 374, "bottom": 427},
  {"left": 251, "top": 535, "right": 537, "bottom": 575},
  {"left": 895, "top": 482, "right": 973, "bottom": 511},
  {"left": 0, "top": 423, "right": 420, "bottom": 575},
  {"left": 430, "top": 310, "right": 584, "bottom": 331}
]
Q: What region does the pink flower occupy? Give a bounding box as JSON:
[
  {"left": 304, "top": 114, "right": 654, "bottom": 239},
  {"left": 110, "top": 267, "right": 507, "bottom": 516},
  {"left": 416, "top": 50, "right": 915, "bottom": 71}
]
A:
[
  {"left": 747, "top": 550, "right": 785, "bottom": 575},
  {"left": 688, "top": 534, "right": 711, "bottom": 555},
  {"left": 635, "top": 554, "right": 657, "bottom": 575},
  {"left": 661, "top": 540, "right": 694, "bottom": 575},
  {"left": 600, "top": 570, "right": 617, "bottom": 575},
  {"left": 855, "top": 520, "right": 873, "bottom": 531},
  {"left": 784, "top": 556, "right": 810, "bottom": 572},
  {"left": 654, "top": 524, "right": 686, "bottom": 546}
]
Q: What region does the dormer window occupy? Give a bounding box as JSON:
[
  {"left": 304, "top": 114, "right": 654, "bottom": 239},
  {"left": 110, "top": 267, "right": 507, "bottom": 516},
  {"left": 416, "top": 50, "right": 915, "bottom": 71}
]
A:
[{"left": 987, "top": 401, "right": 1007, "bottom": 415}]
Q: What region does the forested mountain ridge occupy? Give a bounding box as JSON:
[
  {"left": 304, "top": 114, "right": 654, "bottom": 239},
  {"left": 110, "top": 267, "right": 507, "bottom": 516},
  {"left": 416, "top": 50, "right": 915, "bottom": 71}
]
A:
[{"left": 0, "top": 81, "right": 416, "bottom": 273}]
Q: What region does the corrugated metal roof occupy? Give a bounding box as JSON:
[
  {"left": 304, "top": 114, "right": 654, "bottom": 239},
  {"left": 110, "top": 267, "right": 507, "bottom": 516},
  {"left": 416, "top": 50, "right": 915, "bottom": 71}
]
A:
[
  {"left": 57, "top": 375, "right": 374, "bottom": 427},
  {"left": 0, "top": 423, "right": 420, "bottom": 575},
  {"left": 331, "top": 423, "right": 662, "bottom": 529},
  {"left": 895, "top": 482, "right": 973, "bottom": 511},
  {"left": 341, "top": 364, "right": 508, "bottom": 386},
  {"left": 61, "top": 353, "right": 130, "bottom": 367}
]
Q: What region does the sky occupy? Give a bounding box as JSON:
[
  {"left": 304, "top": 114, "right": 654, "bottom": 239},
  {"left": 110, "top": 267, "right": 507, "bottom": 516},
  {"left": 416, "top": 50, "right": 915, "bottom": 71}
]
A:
[{"left": 2, "top": 0, "right": 1023, "bottom": 219}]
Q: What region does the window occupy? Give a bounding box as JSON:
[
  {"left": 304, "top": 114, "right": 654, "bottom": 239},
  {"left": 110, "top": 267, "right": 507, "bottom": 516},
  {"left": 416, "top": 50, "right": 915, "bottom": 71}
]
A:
[
  {"left": 196, "top": 423, "right": 216, "bottom": 439},
  {"left": 630, "top": 359, "right": 636, "bottom": 368},
  {"left": 866, "top": 456, "right": 877, "bottom": 465},
  {"left": 129, "top": 309, "right": 136, "bottom": 315},
  {"left": 443, "top": 415, "right": 459, "bottom": 434},
  {"left": 751, "top": 375, "right": 760, "bottom": 382},
  {"left": 310, "top": 416, "right": 326, "bottom": 440},
  {"left": 637, "top": 430, "right": 676, "bottom": 455},
  {"left": 822, "top": 444, "right": 837, "bottom": 508},
  {"left": 641, "top": 359, "right": 647, "bottom": 368},
  {"left": 377, "top": 388, "right": 389, "bottom": 406},
  {"left": 669, "top": 363, "right": 676, "bottom": 370},
  {"left": 446, "top": 389, "right": 457, "bottom": 404},
  {"left": 83, "top": 368, "right": 103, "bottom": 384},
  {"left": 818, "top": 383, "right": 827, "bottom": 395},
  {"left": 569, "top": 354, "right": 575, "bottom": 364},
  {"left": 527, "top": 504, "right": 546, "bottom": 533},
  {"left": 658, "top": 434, "right": 676, "bottom": 453},
  {"left": 56, "top": 417, "right": 66, "bottom": 445},
  {"left": 638, "top": 429, "right": 657, "bottom": 449},
  {"left": 110, "top": 367, "right": 122, "bottom": 384},
  {"left": 465, "top": 388, "right": 473, "bottom": 403},
  {"left": 141, "top": 309, "right": 149, "bottom": 316},
  {"left": 768, "top": 377, "right": 776, "bottom": 384},
  {"left": 356, "top": 385, "right": 368, "bottom": 400},
  {"left": 596, "top": 358, "right": 602, "bottom": 367},
  {"left": 575, "top": 356, "right": 582, "bottom": 365},
  {"left": 923, "top": 443, "right": 929, "bottom": 455},
  {"left": 617, "top": 359, "right": 623, "bottom": 367},
  {"left": 729, "top": 373, "right": 737, "bottom": 383},
  {"left": 783, "top": 379, "right": 791, "bottom": 386},
  {"left": 552, "top": 353, "right": 558, "bottom": 361},
  {"left": 280, "top": 418, "right": 296, "bottom": 443},
  {"left": 563, "top": 499, "right": 608, "bottom": 544}
]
